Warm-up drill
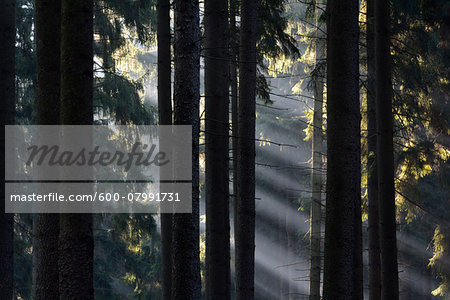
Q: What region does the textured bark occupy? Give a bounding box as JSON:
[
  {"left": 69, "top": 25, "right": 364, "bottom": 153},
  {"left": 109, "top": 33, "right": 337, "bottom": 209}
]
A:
[
  {"left": 0, "top": 0, "right": 15, "bottom": 299},
  {"left": 34, "top": 0, "right": 61, "bottom": 298},
  {"left": 366, "top": 0, "right": 381, "bottom": 299},
  {"left": 375, "top": 0, "right": 399, "bottom": 299},
  {"left": 172, "top": 0, "right": 201, "bottom": 298},
  {"left": 157, "top": 0, "right": 173, "bottom": 299},
  {"left": 229, "top": 1, "right": 239, "bottom": 295},
  {"left": 235, "top": 0, "right": 257, "bottom": 298},
  {"left": 323, "top": 0, "right": 362, "bottom": 299},
  {"left": 36, "top": 0, "right": 61, "bottom": 125},
  {"left": 205, "top": 0, "right": 230, "bottom": 298},
  {"left": 309, "top": 4, "right": 325, "bottom": 300},
  {"left": 59, "top": 0, "right": 94, "bottom": 299}
]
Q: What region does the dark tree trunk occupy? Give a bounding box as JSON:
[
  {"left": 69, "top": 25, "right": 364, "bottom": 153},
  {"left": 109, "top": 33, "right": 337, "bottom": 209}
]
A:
[
  {"left": 157, "top": 0, "right": 173, "bottom": 299},
  {"left": 366, "top": 0, "right": 381, "bottom": 299},
  {"left": 172, "top": 0, "right": 201, "bottom": 298},
  {"left": 59, "top": 0, "right": 94, "bottom": 299},
  {"left": 0, "top": 0, "right": 15, "bottom": 299},
  {"left": 204, "top": 0, "right": 230, "bottom": 298},
  {"left": 375, "top": 0, "right": 399, "bottom": 299},
  {"left": 34, "top": 0, "right": 61, "bottom": 298},
  {"left": 323, "top": 0, "right": 362, "bottom": 299},
  {"left": 235, "top": 0, "right": 257, "bottom": 298}
]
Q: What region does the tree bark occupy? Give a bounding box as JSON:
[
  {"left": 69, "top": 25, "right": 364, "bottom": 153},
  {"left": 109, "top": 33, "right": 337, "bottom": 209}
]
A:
[
  {"left": 172, "top": 0, "right": 201, "bottom": 298},
  {"left": 235, "top": 0, "right": 257, "bottom": 298},
  {"left": 204, "top": 0, "right": 230, "bottom": 299},
  {"left": 323, "top": 0, "right": 362, "bottom": 298},
  {"left": 0, "top": 0, "right": 15, "bottom": 299},
  {"left": 229, "top": 0, "right": 239, "bottom": 295},
  {"left": 157, "top": 0, "right": 173, "bottom": 299},
  {"left": 309, "top": 3, "right": 325, "bottom": 299},
  {"left": 366, "top": 0, "right": 382, "bottom": 299},
  {"left": 59, "top": 0, "right": 94, "bottom": 299},
  {"left": 375, "top": 0, "right": 399, "bottom": 299},
  {"left": 34, "top": 0, "right": 61, "bottom": 298}
]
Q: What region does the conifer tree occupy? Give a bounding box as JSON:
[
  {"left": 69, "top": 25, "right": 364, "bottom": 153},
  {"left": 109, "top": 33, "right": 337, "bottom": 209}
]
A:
[
  {"left": 157, "top": 0, "right": 173, "bottom": 299},
  {"left": 323, "top": 0, "right": 362, "bottom": 298},
  {"left": 235, "top": 0, "right": 258, "bottom": 298},
  {"left": 34, "top": 0, "right": 61, "bottom": 298},
  {"left": 204, "top": 0, "right": 230, "bottom": 298},
  {"left": 59, "top": 0, "right": 94, "bottom": 298},
  {"left": 171, "top": 0, "right": 201, "bottom": 298},
  {"left": 309, "top": 2, "right": 325, "bottom": 299},
  {"left": 375, "top": 0, "right": 399, "bottom": 298},
  {"left": 366, "top": 0, "right": 381, "bottom": 299},
  {"left": 0, "top": 0, "right": 15, "bottom": 298}
]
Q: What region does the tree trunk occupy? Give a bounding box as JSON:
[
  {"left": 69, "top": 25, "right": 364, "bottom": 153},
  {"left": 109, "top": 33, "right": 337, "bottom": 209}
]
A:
[
  {"left": 278, "top": 204, "right": 288, "bottom": 299},
  {"left": 286, "top": 189, "right": 297, "bottom": 300},
  {"left": 172, "top": 0, "right": 201, "bottom": 298},
  {"left": 375, "top": 0, "right": 399, "bottom": 298},
  {"left": 229, "top": 0, "right": 239, "bottom": 295},
  {"left": 366, "top": 0, "right": 382, "bottom": 299},
  {"left": 204, "top": 0, "right": 231, "bottom": 299},
  {"left": 323, "top": 0, "right": 362, "bottom": 298},
  {"left": 59, "top": 0, "right": 94, "bottom": 299},
  {"left": 309, "top": 4, "right": 325, "bottom": 300},
  {"left": 235, "top": 0, "right": 257, "bottom": 298},
  {"left": 34, "top": 0, "right": 61, "bottom": 298},
  {"left": 0, "top": 0, "right": 15, "bottom": 299},
  {"left": 157, "top": 0, "right": 173, "bottom": 299}
]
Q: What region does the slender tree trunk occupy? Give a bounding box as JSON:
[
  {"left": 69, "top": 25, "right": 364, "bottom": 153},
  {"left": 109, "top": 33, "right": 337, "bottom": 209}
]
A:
[
  {"left": 366, "top": 0, "right": 381, "bottom": 299},
  {"left": 279, "top": 195, "right": 289, "bottom": 299},
  {"left": 157, "top": 1, "right": 173, "bottom": 299},
  {"left": 286, "top": 189, "right": 297, "bottom": 300},
  {"left": 375, "top": 0, "right": 399, "bottom": 299},
  {"left": 309, "top": 4, "right": 325, "bottom": 300},
  {"left": 0, "top": 1, "right": 15, "bottom": 299},
  {"left": 204, "top": 0, "right": 230, "bottom": 299},
  {"left": 172, "top": 0, "right": 201, "bottom": 298},
  {"left": 59, "top": 0, "right": 94, "bottom": 299},
  {"left": 235, "top": 0, "right": 257, "bottom": 298},
  {"left": 229, "top": 1, "right": 239, "bottom": 295},
  {"left": 34, "top": 1, "right": 61, "bottom": 298},
  {"left": 323, "top": 0, "right": 362, "bottom": 298}
]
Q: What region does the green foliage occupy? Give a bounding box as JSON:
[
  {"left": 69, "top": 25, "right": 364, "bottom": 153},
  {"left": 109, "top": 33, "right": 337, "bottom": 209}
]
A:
[
  {"left": 256, "top": 0, "right": 300, "bottom": 102},
  {"left": 429, "top": 225, "right": 450, "bottom": 297},
  {"left": 387, "top": 0, "right": 450, "bottom": 293},
  {"left": 94, "top": 214, "right": 161, "bottom": 299},
  {"left": 94, "top": 0, "right": 157, "bottom": 125}
]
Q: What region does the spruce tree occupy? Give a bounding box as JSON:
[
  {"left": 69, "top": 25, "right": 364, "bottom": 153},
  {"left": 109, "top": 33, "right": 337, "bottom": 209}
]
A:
[
  {"left": 375, "top": 0, "right": 399, "bottom": 298},
  {"left": 204, "top": 0, "right": 230, "bottom": 298},
  {"left": 0, "top": 0, "right": 15, "bottom": 298},
  {"left": 235, "top": 0, "right": 258, "bottom": 298},
  {"left": 59, "top": 0, "right": 94, "bottom": 298},
  {"left": 157, "top": 0, "right": 173, "bottom": 299},
  {"left": 34, "top": 0, "right": 61, "bottom": 298},
  {"left": 323, "top": 0, "right": 362, "bottom": 298},
  {"left": 366, "top": 0, "right": 381, "bottom": 299},
  {"left": 171, "top": 0, "right": 202, "bottom": 298},
  {"left": 309, "top": 2, "right": 325, "bottom": 299}
]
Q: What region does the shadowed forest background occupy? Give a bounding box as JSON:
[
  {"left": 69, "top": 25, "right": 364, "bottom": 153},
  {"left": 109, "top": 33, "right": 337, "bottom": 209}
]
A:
[{"left": 0, "top": 0, "right": 449, "bottom": 299}]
